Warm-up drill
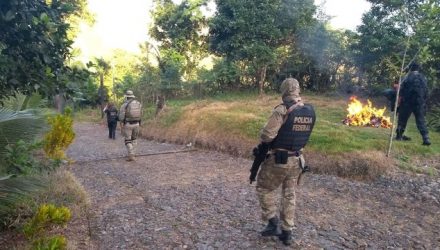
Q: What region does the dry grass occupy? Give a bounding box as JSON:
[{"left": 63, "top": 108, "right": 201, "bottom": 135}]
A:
[
  {"left": 0, "top": 168, "right": 90, "bottom": 249},
  {"left": 307, "top": 150, "right": 394, "bottom": 181},
  {"left": 140, "top": 94, "right": 403, "bottom": 181}
]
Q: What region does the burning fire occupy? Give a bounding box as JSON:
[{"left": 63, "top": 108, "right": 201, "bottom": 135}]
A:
[{"left": 343, "top": 96, "right": 392, "bottom": 128}]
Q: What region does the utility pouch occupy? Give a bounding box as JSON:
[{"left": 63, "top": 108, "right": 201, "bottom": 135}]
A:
[{"left": 274, "top": 150, "right": 288, "bottom": 164}]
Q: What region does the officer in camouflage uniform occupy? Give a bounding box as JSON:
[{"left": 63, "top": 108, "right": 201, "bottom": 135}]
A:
[
  {"left": 256, "top": 77, "right": 307, "bottom": 246},
  {"left": 396, "top": 62, "right": 431, "bottom": 146},
  {"left": 119, "top": 90, "right": 142, "bottom": 161}
]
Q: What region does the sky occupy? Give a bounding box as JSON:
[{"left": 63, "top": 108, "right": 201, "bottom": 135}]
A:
[{"left": 73, "top": 0, "right": 371, "bottom": 62}]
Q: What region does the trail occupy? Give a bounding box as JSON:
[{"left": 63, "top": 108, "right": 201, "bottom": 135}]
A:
[{"left": 66, "top": 123, "right": 440, "bottom": 249}]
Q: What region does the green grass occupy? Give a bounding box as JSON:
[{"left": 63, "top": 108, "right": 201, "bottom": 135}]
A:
[
  {"left": 75, "top": 94, "right": 440, "bottom": 164},
  {"left": 73, "top": 108, "right": 102, "bottom": 123}
]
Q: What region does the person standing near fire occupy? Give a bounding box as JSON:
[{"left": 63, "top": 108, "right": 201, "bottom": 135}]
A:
[
  {"left": 396, "top": 62, "right": 431, "bottom": 146},
  {"left": 249, "top": 77, "right": 315, "bottom": 246},
  {"left": 119, "top": 90, "right": 142, "bottom": 161}
]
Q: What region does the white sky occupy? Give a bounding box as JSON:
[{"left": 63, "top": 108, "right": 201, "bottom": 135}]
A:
[
  {"left": 316, "top": 0, "right": 372, "bottom": 31},
  {"left": 73, "top": 0, "right": 371, "bottom": 62}
]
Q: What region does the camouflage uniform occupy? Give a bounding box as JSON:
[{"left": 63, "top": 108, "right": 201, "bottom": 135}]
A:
[
  {"left": 119, "top": 91, "right": 141, "bottom": 160},
  {"left": 257, "top": 78, "right": 304, "bottom": 232}
]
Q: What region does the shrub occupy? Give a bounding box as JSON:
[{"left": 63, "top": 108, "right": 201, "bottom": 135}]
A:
[
  {"left": 32, "top": 235, "right": 67, "bottom": 250},
  {"left": 43, "top": 108, "right": 75, "bottom": 159},
  {"left": 23, "top": 204, "right": 71, "bottom": 239},
  {"left": 427, "top": 105, "right": 440, "bottom": 132}
]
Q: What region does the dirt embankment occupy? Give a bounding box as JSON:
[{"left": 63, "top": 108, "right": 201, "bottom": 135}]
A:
[{"left": 57, "top": 123, "right": 440, "bottom": 249}]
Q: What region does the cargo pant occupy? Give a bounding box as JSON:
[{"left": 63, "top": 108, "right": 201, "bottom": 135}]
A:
[
  {"left": 122, "top": 122, "right": 139, "bottom": 157},
  {"left": 256, "top": 154, "right": 302, "bottom": 231}
]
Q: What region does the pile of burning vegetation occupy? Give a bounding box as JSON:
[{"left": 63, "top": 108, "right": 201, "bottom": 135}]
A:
[{"left": 342, "top": 96, "right": 392, "bottom": 128}]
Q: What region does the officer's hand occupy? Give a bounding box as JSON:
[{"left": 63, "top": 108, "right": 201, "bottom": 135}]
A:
[{"left": 249, "top": 175, "right": 256, "bottom": 184}]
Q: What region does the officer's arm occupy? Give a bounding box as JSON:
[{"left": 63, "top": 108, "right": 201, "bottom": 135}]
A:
[
  {"left": 118, "top": 104, "right": 126, "bottom": 124},
  {"left": 260, "top": 106, "right": 285, "bottom": 143}
]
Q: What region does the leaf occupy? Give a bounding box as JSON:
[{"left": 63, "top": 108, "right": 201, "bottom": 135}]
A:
[
  {"left": 3, "top": 10, "right": 15, "bottom": 21},
  {"left": 0, "top": 175, "right": 14, "bottom": 181}
]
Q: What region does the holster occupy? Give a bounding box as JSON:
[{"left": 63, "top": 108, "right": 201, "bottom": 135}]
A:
[{"left": 274, "top": 150, "right": 288, "bottom": 164}]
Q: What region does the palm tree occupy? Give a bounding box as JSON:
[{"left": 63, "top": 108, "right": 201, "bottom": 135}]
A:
[{"left": 0, "top": 93, "right": 47, "bottom": 226}]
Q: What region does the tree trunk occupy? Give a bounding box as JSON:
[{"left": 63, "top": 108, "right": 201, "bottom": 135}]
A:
[
  {"left": 99, "top": 73, "right": 105, "bottom": 118},
  {"left": 54, "top": 93, "right": 65, "bottom": 113},
  {"left": 257, "top": 65, "right": 267, "bottom": 95}
]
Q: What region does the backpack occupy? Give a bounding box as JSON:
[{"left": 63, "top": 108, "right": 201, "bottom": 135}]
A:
[
  {"left": 108, "top": 109, "right": 118, "bottom": 120},
  {"left": 125, "top": 99, "right": 142, "bottom": 122}
]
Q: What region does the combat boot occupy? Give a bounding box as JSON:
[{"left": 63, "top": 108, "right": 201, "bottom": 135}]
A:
[
  {"left": 395, "top": 129, "right": 411, "bottom": 141},
  {"left": 126, "top": 154, "right": 135, "bottom": 161},
  {"left": 278, "top": 230, "right": 293, "bottom": 246},
  {"left": 422, "top": 135, "right": 431, "bottom": 146},
  {"left": 261, "top": 217, "right": 281, "bottom": 236}
]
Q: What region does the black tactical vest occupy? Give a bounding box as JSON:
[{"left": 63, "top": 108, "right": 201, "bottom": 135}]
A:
[{"left": 271, "top": 104, "right": 316, "bottom": 151}]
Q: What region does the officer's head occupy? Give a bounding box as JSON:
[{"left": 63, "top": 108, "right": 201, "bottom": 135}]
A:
[
  {"left": 280, "top": 77, "right": 300, "bottom": 100},
  {"left": 406, "top": 61, "right": 420, "bottom": 72},
  {"left": 125, "top": 90, "right": 135, "bottom": 100}
]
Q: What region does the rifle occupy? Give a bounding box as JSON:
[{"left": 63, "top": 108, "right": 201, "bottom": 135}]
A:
[
  {"left": 297, "top": 154, "right": 310, "bottom": 185},
  {"left": 249, "top": 143, "right": 269, "bottom": 184}
]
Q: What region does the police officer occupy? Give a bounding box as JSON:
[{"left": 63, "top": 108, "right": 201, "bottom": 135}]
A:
[
  {"left": 119, "top": 90, "right": 142, "bottom": 161},
  {"left": 396, "top": 62, "right": 431, "bottom": 146},
  {"left": 255, "top": 77, "right": 315, "bottom": 246}
]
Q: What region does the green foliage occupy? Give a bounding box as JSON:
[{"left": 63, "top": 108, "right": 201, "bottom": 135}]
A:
[
  {"left": 0, "top": 0, "right": 89, "bottom": 100},
  {"left": 0, "top": 175, "right": 43, "bottom": 228},
  {"left": 355, "top": 0, "right": 440, "bottom": 92},
  {"left": 427, "top": 105, "right": 440, "bottom": 132},
  {"left": 209, "top": 0, "right": 317, "bottom": 92},
  {"left": 0, "top": 107, "right": 46, "bottom": 162},
  {"left": 3, "top": 140, "right": 44, "bottom": 176},
  {"left": 32, "top": 235, "right": 67, "bottom": 250},
  {"left": 23, "top": 204, "right": 71, "bottom": 240},
  {"left": 43, "top": 108, "right": 75, "bottom": 160},
  {"left": 198, "top": 58, "right": 241, "bottom": 94},
  {"left": 151, "top": 0, "right": 209, "bottom": 82}
]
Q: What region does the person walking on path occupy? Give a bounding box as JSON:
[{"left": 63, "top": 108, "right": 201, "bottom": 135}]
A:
[
  {"left": 119, "top": 90, "right": 142, "bottom": 161},
  {"left": 103, "top": 102, "right": 118, "bottom": 140}
]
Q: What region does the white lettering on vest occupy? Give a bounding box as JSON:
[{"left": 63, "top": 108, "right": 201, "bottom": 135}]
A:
[{"left": 293, "top": 116, "right": 313, "bottom": 124}]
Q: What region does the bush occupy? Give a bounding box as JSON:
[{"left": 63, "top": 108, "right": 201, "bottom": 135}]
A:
[
  {"left": 32, "top": 236, "right": 67, "bottom": 250},
  {"left": 427, "top": 105, "right": 440, "bottom": 132},
  {"left": 43, "top": 108, "right": 75, "bottom": 159},
  {"left": 23, "top": 203, "right": 71, "bottom": 239}
]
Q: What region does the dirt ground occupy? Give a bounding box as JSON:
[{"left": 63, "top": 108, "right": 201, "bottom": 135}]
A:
[
  {"left": 60, "top": 123, "right": 440, "bottom": 249},
  {"left": 4, "top": 122, "right": 438, "bottom": 249}
]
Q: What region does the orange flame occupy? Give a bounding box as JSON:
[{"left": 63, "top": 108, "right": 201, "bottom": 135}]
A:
[{"left": 343, "top": 96, "right": 392, "bottom": 128}]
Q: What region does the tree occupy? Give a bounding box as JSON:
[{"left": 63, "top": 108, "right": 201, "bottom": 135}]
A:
[
  {"left": 209, "top": 0, "right": 316, "bottom": 94},
  {"left": 87, "top": 58, "right": 111, "bottom": 116},
  {"left": 354, "top": 0, "right": 440, "bottom": 93},
  {"left": 150, "top": 0, "right": 209, "bottom": 83},
  {"left": 0, "top": 0, "right": 90, "bottom": 101}
]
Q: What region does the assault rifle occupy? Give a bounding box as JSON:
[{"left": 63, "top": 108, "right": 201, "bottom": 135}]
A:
[{"left": 249, "top": 143, "right": 269, "bottom": 184}]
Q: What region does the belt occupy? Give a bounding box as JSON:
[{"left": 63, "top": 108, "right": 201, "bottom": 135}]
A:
[
  {"left": 271, "top": 149, "right": 301, "bottom": 157},
  {"left": 126, "top": 121, "right": 139, "bottom": 124}
]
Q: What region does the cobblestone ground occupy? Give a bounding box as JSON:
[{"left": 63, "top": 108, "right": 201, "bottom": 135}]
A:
[{"left": 66, "top": 123, "right": 440, "bottom": 249}]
